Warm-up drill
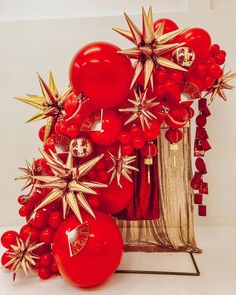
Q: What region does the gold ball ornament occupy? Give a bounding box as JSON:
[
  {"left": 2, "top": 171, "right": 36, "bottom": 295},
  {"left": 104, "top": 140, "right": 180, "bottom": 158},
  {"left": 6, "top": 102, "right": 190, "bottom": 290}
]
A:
[
  {"left": 172, "top": 47, "right": 195, "bottom": 67},
  {"left": 69, "top": 137, "right": 93, "bottom": 158}
]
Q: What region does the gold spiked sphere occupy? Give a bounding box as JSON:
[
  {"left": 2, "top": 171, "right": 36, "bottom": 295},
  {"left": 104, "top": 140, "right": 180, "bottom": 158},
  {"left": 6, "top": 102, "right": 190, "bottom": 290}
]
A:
[
  {"left": 108, "top": 147, "right": 139, "bottom": 188},
  {"left": 113, "top": 6, "right": 188, "bottom": 89},
  {"left": 32, "top": 150, "right": 107, "bottom": 223},
  {"left": 15, "top": 159, "right": 41, "bottom": 203},
  {"left": 119, "top": 86, "right": 159, "bottom": 130},
  {"left": 15, "top": 72, "right": 71, "bottom": 141},
  {"left": 205, "top": 70, "right": 236, "bottom": 102},
  {"left": 3, "top": 236, "right": 43, "bottom": 281}
]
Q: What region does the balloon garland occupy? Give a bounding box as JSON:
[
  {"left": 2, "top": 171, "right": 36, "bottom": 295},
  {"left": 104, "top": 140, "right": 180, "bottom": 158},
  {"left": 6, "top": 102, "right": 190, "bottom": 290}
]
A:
[{"left": 1, "top": 6, "right": 235, "bottom": 288}]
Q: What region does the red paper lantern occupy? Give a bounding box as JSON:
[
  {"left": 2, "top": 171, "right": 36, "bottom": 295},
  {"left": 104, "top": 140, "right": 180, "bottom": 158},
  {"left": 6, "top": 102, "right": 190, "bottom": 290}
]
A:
[
  {"left": 165, "top": 128, "right": 183, "bottom": 144},
  {"left": 141, "top": 142, "right": 158, "bottom": 158}
]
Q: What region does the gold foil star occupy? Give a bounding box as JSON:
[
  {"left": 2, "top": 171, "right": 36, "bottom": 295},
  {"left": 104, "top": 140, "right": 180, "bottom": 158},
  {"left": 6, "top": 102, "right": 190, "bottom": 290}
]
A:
[
  {"left": 113, "top": 6, "right": 187, "bottom": 89},
  {"left": 33, "top": 150, "right": 107, "bottom": 223},
  {"left": 15, "top": 72, "right": 71, "bottom": 141},
  {"left": 15, "top": 159, "right": 41, "bottom": 203},
  {"left": 3, "top": 236, "right": 43, "bottom": 281},
  {"left": 119, "top": 87, "right": 158, "bottom": 130},
  {"left": 108, "top": 147, "right": 139, "bottom": 188},
  {"left": 205, "top": 70, "right": 236, "bottom": 102}
]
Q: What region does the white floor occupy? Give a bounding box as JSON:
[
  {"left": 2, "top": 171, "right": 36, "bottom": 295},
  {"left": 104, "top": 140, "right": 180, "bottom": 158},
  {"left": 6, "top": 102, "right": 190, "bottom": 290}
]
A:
[{"left": 0, "top": 226, "right": 236, "bottom": 295}]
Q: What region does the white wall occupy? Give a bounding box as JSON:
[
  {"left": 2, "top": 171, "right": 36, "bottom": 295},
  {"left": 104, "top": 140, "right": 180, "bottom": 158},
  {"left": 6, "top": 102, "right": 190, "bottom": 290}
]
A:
[{"left": 0, "top": 0, "right": 236, "bottom": 226}]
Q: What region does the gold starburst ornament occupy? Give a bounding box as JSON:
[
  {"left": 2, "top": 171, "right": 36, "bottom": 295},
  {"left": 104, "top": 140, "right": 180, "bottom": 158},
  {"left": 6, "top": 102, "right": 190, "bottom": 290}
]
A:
[
  {"left": 3, "top": 236, "right": 43, "bottom": 281},
  {"left": 113, "top": 6, "right": 187, "bottom": 89},
  {"left": 108, "top": 147, "right": 139, "bottom": 188},
  {"left": 119, "top": 87, "right": 158, "bottom": 130},
  {"left": 15, "top": 159, "right": 41, "bottom": 203},
  {"left": 32, "top": 150, "right": 107, "bottom": 223},
  {"left": 15, "top": 72, "right": 71, "bottom": 141},
  {"left": 205, "top": 70, "right": 236, "bottom": 102}
]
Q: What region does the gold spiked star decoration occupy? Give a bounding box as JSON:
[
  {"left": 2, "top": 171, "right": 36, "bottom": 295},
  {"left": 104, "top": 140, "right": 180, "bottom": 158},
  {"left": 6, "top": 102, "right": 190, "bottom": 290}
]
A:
[
  {"left": 119, "top": 87, "right": 158, "bottom": 130},
  {"left": 15, "top": 159, "right": 41, "bottom": 204},
  {"left": 3, "top": 236, "right": 43, "bottom": 281},
  {"left": 15, "top": 72, "right": 71, "bottom": 141},
  {"left": 113, "top": 6, "right": 188, "bottom": 89},
  {"left": 32, "top": 150, "right": 107, "bottom": 223},
  {"left": 205, "top": 70, "right": 236, "bottom": 102},
  {"left": 108, "top": 147, "right": 139, "bottom": 188}
]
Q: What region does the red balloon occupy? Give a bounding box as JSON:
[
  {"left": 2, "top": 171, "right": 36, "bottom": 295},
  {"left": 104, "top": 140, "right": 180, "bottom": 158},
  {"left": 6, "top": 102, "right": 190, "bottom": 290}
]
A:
[
  {"left": 179, "top": 28, "right": 211, "bottom": 60},
  {"left": 154, "top": 19, "right": 178, "bottom": 34},
  {"left": 69, "top": 42, "right": 133, "bottom": 109},
  {"left": 143, "top": 120, "right": 161, "bottom": 141},
  {"left": 1, "top": 251, "right": 14, "bottom": 269},
  {"left": 53, "top": 210, "right": 123, "bottom": 288},
  {"left": 1, "top": 230, "right": 19, "bottom": 249},
  {"left": 89, "top": 110, "right": 122, "bottom": 146},
  {"left": 100, "top": 178, "right": 134, "bottom": 214},
  {"left": 64, "top": 92, "right": 79, "bottom": 116}
]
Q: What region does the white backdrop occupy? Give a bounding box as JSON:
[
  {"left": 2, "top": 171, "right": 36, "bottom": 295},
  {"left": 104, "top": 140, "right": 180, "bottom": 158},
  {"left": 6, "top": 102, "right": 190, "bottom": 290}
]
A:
[{"left": 0, "top": 0, "right": 236, "bottom": 226}]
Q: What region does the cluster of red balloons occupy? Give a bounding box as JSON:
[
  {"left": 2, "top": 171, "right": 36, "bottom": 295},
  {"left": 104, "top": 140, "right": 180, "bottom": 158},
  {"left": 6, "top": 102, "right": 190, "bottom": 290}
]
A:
[{"left": 1, "top": 15, "right": 228, "bottom": 289}]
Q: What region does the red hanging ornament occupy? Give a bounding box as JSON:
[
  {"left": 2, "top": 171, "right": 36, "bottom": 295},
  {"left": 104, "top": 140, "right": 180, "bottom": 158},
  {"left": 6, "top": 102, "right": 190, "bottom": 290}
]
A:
[
  {"left": 165, "top": 128, "right": 183, "bottom": 144},
  {"left": 141, "top": 142, "right": 158, "bottom": 183}
]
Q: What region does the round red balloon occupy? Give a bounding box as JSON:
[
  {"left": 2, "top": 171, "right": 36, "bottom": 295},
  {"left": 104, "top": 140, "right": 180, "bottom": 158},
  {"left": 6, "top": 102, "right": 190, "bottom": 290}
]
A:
[
  {"left": 154, "top": 18, "right": 178, "bottom": 34},
  {"left": 89, "top": 110, "right": 122, "bottom": 146},
  {"left": 69, "top": 42, "right": 133, "bottom": 109},
  {"left": 179, "top": 28, "right": 211, "bottom": 61},
  {"left": 100, "top": 178, "right": 134, "bottom": 214},
  {"left": 53, "top": 210, "right": 123, "bottom": 288}
]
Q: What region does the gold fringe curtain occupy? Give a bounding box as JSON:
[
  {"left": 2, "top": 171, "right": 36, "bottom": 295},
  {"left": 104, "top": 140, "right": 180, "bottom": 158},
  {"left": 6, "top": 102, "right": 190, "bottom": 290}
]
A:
[{"left": 117, "top": 125, "right": 201, "bottom": 253}]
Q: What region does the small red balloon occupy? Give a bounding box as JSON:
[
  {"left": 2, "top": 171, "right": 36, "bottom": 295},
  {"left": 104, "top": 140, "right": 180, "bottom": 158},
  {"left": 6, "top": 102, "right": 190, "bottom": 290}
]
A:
[
  {"left": 39, "top": 252, "right": 53, "bottom": 267},
  {"left": 40, "top": 227, "right": 55, "bottom": 244},
  {"left": 53, "top": 210, "right": 123, "bottom": 288},
  {"left": 1, "top": 251, "right": 14, "bottom": 269},
  {"left": 143, "top": 120, "right": 161, "bottom": 141},
  {"left": 39, "top": 126, "right": 46, "bottom": 142},
  {"left": 30, "top": 209, "right": 48, "bottom": 229},
  {"left": 38, "top": 266, "right": 52, "bottom": 280},
  {"left": 1, "top": 230, "right": 19, "bottom": 249},
  {"left": 48, "top": 211, "right": 63, "bottom": 229},
  {"left": 64, "top": 92, "right": 78, "bottom": 115},
  {"left": 100, "top": 178, "right": 134, "bottom": 214},
  {"left": 69, "top": 42, "right": 133, "bottom": 109}
]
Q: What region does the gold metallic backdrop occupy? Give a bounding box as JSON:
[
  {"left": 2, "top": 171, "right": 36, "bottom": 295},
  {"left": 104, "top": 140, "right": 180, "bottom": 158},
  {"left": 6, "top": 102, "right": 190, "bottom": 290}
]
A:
[{"left": 117, "top": 125, "right": 201, "bottom": 253}]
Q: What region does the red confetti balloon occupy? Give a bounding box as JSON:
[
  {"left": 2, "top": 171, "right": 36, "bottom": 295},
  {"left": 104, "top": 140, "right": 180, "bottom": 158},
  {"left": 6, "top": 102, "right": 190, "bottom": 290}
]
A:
[
  {"left": 53, "top": 210, "right": 123, "bottom": 288},
  {"left": 69, "top": 42, "right": 133, "bottom": 109},
  {"left": 100, "top": 178, "right": 134, "bottom": 214}
]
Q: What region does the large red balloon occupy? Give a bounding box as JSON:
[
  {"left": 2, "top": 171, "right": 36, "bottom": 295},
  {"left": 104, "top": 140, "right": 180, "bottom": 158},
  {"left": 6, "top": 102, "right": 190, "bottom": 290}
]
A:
[
  {"left": 89, "top": 110, "right": 122, "bottom": 146},
  {"left": 179, "top": 28, "right": 211, "bottom": 61},
  {"left": 69, "top": 42, "right": 133, "bottom": 109},
  {"left": 100, "top": 178, "right": 134, "bottom": 214},
  {"left": 154, "top": 18, "right": 178, "bottom": 34},
  {"left": 53, "top": 210, "right": 123, "bottom": 288}
]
